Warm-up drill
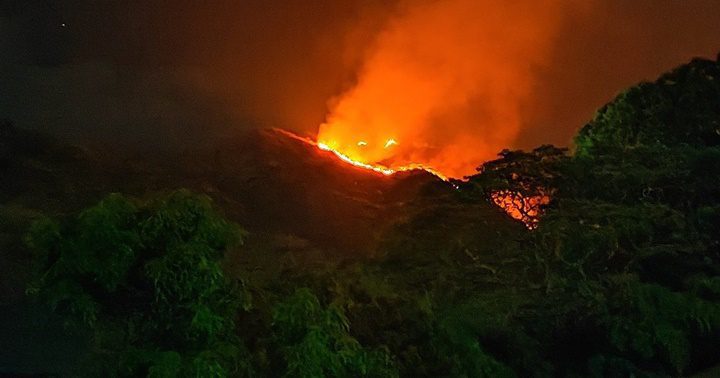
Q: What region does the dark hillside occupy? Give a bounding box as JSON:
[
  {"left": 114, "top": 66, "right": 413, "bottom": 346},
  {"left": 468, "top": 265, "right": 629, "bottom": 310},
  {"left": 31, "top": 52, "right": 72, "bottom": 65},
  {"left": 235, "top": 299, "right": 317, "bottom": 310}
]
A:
[
  {"left": 3, "top": 56, "right": 720, "bottom": 377},
  {"left": 1, "top": 121, "right": 519, "bottom": 292}
]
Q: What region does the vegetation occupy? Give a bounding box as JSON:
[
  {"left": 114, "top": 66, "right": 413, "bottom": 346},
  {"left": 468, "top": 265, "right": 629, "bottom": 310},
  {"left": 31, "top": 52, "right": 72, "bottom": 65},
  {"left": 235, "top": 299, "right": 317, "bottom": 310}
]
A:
[
  {"left": 9, "top": 56, "right": 720, "bottom": 376},
  {"left": 26, "top": 191, "right": 251, "bottom": 376}
]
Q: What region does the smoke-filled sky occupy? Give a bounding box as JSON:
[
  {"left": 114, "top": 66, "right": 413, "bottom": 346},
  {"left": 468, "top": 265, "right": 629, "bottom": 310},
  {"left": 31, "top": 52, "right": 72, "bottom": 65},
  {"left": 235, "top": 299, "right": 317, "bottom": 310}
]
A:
[
  {"left": 318, "top": 0, "right": 584, "bottom": 177},
  {"left": 1, "top": 0, "right": 719, "bottom": 174}
]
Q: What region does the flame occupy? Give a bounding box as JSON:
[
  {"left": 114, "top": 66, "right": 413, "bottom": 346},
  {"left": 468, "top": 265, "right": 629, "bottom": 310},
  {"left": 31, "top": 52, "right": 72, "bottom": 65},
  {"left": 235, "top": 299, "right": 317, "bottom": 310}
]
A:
[
  {"left": 491, "top": 190, "right": 550, "bottom": 229},
  {"left": 384, "top": 139, "right": 398, "bottom": 148},
  {"left": 317, "top": 141, "right": 395, "bottom": 176},
  {"left": 318, "top": 140, "right": 449, "bottom": 180},
  {"left": 275, "top": 128, "right": 552, "bottom": 228},
  {"left": 274, "top": 128, "right": 448, "bottom": 181},
  {"left": 317, "top": 0, "right": 578, "bottom": 179}
]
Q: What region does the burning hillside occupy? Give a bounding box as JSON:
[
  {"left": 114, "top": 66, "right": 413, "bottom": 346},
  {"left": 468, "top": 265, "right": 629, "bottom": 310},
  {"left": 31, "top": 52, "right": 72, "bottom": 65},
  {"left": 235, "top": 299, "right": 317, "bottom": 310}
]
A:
[
  {"left": 4, "top": 54, "right": 720, "bottom": 376},
  {"left": 317, "top": 0, "right": 591, "bottom": 178},
  {"left": 274, "top": 127, "right": 549, "bottom": 228},
  {"left": 273, "top": 128, "right": 449, "bottom": 181},
  {"left": 2, "top": 122, "right": 500, "bottom": 254}
]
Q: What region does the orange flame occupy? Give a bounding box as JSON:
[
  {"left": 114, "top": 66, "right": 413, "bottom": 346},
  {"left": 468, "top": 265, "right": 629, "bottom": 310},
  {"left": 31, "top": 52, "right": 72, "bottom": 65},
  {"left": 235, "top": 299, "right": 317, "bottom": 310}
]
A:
[
  {"left": 317, "top": 0, "right": 579, "bottom": 179},
  {"left": 274, "top": 128, "right": 448, "bottom": 181},
  {"left": 491, "top": 190, "right": 550, "bottom": 229},
  {"left": 276, "top": 128, "right": 551, "bottom": 228},
  {"left": 384, "top": 139, "right": 398, "bottom": 148}
]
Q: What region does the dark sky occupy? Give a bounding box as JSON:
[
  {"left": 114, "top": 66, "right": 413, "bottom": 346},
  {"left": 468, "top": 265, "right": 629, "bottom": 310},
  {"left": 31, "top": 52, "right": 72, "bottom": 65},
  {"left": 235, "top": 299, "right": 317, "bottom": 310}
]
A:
[
  {"left": 520, "top": 0, "right": 720, "bottom": 148},
  {"left": 1, "top": 0, "right": 719, "bottom": 153}
]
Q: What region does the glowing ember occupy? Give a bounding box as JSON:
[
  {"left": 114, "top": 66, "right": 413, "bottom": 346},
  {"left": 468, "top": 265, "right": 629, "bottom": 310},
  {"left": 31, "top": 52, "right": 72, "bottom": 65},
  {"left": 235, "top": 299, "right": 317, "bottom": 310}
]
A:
[
  {"left": 384, "top": 139, "right": 398, "bottom": 148},
  {"left": 491, "top": 190, "right": 549, "bottom": 229},
  {"left": 313, "top": 1, "right": 580, "bottom": 179},
  {"left": 318, "top": 141, "right": 395, "bottom": 176},
  {"left": 273, "top": 128, "right": 448, "bottom": 181},
  {"left": 274, "top": 128, "right": 549, "bottom": 228}
]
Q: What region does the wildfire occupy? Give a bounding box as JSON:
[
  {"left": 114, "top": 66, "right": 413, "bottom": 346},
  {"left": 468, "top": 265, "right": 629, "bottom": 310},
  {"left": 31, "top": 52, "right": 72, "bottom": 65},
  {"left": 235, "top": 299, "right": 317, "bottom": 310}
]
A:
[
  {"left": 273, "top": 128, "right": 547, "bottom": 228},
  {"left": 384, "top": 139, "right": 398, "bottom": 148},
  {"left": 491, "top": 190, "right": 549, "bottom": 229},
  {"left": 273, "top": 128, "right": 448, "bottom": 181},
  {"left": 317, "top": 141, "right": 396, "bottom": 176}
]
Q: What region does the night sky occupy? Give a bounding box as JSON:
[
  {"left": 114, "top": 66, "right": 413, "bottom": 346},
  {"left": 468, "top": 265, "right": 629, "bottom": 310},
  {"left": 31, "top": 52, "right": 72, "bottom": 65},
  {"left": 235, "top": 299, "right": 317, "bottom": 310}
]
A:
[{"left": 2, "top": 0, "right": 719, "bottom": 155}]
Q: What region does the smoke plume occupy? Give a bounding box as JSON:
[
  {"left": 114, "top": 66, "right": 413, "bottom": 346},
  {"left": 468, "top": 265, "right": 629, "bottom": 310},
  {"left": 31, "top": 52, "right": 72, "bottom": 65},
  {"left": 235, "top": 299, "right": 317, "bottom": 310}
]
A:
[
  {"left": 318, "top": 0, "right": 588, "bottom": 178},
  {"left": 3, "top": 1, "right": 718, "bottom": 165}
]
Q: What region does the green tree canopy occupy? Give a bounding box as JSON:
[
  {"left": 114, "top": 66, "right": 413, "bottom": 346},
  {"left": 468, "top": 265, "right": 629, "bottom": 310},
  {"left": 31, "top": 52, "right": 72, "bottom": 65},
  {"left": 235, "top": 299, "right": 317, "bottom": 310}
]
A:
[{"left": 27, "top": 190, "right": 251, "bottom": 376}]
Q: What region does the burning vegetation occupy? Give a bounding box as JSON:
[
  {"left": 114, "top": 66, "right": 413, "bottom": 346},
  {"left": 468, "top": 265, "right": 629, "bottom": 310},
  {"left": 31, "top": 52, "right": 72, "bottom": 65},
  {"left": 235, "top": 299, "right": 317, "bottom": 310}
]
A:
[
  {"left": 490, "top": 190, "right": 549, "bottom": 229},
  {"left": 304, "top": 0, "right": 593, "bottom": 226},
  {"left": 3, "top": 53, "right": 720, "bottom": 377},
  {"left": 274, "top": 128, "right": 450, "bottom": 181},
  {"left": 3, "top": 0, "right": 720, "bottom": 375},
  {"left": 317, "top": 0, "right": 589, "bottom": 178},
  {"left": 276, "top": 127, "right": 553, "bottom": 228}
]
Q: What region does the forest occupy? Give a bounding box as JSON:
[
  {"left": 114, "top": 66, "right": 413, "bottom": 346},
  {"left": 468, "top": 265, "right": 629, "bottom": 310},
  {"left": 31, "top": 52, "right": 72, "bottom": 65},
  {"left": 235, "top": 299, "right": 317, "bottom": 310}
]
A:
[{"left": 1, "top": 57, "right": 720, "bottom": 377}]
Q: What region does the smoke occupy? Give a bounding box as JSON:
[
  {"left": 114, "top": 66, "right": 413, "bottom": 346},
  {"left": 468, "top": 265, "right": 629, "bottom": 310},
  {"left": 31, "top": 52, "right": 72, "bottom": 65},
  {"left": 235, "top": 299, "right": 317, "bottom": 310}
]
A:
[
  {"left": 2, "top": 1, "right": 719, "bottom": 165},
  {"left": 0, "top": 0, "right": 394, "bottom": 152},
  {"left": 518, "top": 0, "right": 720, "bottom": 149},
  {"left": 318, "top": 1, "right": 590, "bottom": 178}
]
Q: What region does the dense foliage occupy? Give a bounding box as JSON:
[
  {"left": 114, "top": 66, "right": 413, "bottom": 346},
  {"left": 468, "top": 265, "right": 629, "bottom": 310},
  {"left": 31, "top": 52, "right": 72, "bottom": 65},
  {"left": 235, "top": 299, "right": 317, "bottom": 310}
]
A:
[
  {"left": 27, "top": 190, "right": 251, "bottom": 376},
  {"left": 22, "top": 56, "right": 720, "bottom": 376},
  {"left": 463, "top": 56, "right": 720, "bottom": 375}
]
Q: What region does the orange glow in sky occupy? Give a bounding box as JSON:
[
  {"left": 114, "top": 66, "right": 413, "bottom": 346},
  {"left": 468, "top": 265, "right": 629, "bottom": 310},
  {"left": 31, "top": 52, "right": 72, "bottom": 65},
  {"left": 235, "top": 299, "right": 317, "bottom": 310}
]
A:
[{"left": 317, "top": 0, "right": 576, "bottom": 179}]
